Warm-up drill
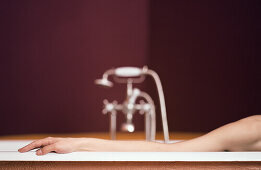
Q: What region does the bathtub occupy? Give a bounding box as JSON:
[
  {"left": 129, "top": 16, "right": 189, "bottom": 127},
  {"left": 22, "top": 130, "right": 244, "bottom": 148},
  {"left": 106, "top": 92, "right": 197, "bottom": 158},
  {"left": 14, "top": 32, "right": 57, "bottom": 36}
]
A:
[
  {"left": 1, "top": 140, "right": 261, "bottom": 162},
  {"left": 1, "top": 140, "right": 261, "bottom": 169}
]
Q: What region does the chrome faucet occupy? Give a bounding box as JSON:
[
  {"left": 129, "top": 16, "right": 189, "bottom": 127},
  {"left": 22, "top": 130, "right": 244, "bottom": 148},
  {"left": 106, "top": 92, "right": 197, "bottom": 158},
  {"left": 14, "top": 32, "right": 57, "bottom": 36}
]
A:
[{"left": 95, "top": 66, "right": 170, "bottom": 143}]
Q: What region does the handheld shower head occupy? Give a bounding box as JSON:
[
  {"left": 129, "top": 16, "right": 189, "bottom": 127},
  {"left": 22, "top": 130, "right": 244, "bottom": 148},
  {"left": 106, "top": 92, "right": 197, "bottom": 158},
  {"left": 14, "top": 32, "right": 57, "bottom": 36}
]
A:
[
  {"left": 95, "top": 69, "right": 115, "bottom": 87},
  {"left": 95, "top": 78, "right": 113, "bottom": 87}
]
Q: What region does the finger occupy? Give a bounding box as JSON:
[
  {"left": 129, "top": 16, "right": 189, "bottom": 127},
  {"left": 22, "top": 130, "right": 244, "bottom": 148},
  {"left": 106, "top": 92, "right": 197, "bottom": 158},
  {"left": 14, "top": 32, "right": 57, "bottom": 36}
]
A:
[
  {"left": 18, "top": 137, "right": 57, "bottom": 153},
  {"left": 36, "top": 144, "right": 56, "bottom": 155}
]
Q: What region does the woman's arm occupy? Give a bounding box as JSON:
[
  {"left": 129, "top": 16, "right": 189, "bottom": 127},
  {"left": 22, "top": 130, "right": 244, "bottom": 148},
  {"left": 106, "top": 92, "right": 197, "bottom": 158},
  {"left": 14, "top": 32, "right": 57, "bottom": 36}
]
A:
[{"left": 18, "top": 115, "right": 261, "bottom": 155}]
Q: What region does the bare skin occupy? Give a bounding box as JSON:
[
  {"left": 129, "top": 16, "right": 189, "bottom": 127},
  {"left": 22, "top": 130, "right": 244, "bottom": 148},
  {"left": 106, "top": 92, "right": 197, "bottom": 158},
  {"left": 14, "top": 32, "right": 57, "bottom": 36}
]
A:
[{"left": 18, "top": 115, "right": 261, "bottom": 155}]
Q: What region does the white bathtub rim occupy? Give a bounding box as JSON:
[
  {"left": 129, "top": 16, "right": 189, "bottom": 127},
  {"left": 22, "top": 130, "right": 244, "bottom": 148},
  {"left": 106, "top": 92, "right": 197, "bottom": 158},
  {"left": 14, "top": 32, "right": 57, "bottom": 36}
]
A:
[
  {"left": 1, "top": 140, "right": 261, "bottom": 162},
  {"left": 1, "top": 151, "right": 261, "bottom": 162}
]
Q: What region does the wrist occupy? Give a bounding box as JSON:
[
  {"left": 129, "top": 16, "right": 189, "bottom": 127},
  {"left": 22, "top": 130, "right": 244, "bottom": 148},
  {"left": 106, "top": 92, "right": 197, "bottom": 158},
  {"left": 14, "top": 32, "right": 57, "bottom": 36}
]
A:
[{"left": 76, "top": 138, "right": 100, "bottom": 151}]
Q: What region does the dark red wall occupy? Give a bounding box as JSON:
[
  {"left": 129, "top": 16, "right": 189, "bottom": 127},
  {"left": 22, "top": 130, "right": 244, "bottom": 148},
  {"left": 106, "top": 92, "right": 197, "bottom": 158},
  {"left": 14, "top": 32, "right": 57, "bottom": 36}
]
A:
[
  {"left": 0, "top": 0, "right": 260, "bottom": 135},
  {"left": 149, "top": 0, "right": 261, "bottom": 132},
  {"left": 0, "top": 0, "right": 149, "bottom": 135}
]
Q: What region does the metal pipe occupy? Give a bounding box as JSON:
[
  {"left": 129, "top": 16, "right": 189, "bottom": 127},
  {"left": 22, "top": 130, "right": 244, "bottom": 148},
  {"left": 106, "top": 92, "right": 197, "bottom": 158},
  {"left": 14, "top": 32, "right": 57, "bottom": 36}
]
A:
[
  {"left": 139, "top": 91, "right": 156, "bottom": 141},
  {"left": 110, "top": 111, "right": 117, "bottom": 140},
  {"left": 146, "top": 70, "right": 170, "bottom": 143}
]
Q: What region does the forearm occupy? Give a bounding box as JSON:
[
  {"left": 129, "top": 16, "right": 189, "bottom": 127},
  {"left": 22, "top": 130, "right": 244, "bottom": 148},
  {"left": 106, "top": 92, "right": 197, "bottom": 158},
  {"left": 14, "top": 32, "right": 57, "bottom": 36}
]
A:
[
  {"left": 75, "top": 123, "right": 239, "bottom": 152},
  {"left": 77, "top": 116, "right": 261, "bottom": 152},
  {"left": 77, "top": 138, "right": 172, "bottom": 152}
]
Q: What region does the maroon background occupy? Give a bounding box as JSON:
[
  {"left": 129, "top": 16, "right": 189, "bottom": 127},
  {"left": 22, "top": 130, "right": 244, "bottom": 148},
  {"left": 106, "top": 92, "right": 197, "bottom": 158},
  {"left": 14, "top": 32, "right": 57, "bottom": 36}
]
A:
[
  {"left": 0, "top": 0, "right": 149, "bottom": 135},
  {"left": 149, "top": 0, "right": 261, "bottom": 132},
  {"left": 0, "top": 0, "right": 260, "bottom": 135}
]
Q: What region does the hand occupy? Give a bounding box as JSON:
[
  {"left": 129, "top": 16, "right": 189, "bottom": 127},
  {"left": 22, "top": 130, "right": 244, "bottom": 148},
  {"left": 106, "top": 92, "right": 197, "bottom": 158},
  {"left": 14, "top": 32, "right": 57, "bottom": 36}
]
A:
[{"left": 18, "top": 137, "right": 83, "bottom": 155}]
